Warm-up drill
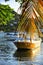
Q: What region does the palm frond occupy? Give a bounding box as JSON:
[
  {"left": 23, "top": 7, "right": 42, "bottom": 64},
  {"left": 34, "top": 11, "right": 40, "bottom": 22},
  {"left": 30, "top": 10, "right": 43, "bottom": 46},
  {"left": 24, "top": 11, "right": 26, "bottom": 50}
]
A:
[{"left": 17, "top": 0, "right": 43, "bottom": 36}]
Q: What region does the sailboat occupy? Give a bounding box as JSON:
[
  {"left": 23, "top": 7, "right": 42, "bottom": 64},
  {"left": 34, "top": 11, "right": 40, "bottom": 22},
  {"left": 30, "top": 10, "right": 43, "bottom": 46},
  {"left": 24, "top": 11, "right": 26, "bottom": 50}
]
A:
[{"left": 14, "top": 0, "right": 43, "bottom": 49}]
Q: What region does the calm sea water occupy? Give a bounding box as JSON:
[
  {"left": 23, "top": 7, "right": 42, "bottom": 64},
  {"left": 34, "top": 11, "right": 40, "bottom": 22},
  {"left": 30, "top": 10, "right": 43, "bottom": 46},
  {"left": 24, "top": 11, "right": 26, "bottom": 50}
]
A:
[{"left": 0, "top": 33, "right": 43, "bottom": 65}]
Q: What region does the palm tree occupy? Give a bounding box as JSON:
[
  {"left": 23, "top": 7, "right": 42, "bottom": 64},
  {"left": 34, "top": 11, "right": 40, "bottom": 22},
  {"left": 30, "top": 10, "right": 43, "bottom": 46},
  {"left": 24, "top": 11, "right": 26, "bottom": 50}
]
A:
[{"left": 17, "top": 0, "right": 43, "bottom": 41}]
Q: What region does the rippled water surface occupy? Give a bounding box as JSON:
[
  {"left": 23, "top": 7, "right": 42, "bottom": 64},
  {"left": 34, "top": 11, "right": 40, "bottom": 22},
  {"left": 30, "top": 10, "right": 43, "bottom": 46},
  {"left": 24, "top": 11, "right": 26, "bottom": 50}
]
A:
[{"left": 0, "top": 33, "right": 43, "bottom": 65}]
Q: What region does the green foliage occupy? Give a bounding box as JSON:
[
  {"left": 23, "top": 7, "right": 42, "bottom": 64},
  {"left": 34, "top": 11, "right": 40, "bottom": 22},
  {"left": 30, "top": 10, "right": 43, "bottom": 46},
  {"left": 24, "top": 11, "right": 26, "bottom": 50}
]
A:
[
  {"left": 15, "top": 0, "right": 23, "bottom": 3},
  {"left": 0, "top": 4, "right": 15, "bottom": 31},
  {"left": 0, "top": 4, "right": 15, "bottom": 26},
  {"left": 0, "top": 4, "right": 20, "bottom": 32}
]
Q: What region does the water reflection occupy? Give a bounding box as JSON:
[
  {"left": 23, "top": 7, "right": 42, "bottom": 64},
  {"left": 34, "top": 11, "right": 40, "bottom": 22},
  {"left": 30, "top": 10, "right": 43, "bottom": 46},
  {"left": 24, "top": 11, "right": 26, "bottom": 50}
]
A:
[
  {"left": 0, "top": 33, "right": 43, "bottom": 65},
  {"left": 0, "top": 40, "right": 43, "bottom": 65},
  {"left": 13, "top": 47, "right": 40, "bottom": 61}
]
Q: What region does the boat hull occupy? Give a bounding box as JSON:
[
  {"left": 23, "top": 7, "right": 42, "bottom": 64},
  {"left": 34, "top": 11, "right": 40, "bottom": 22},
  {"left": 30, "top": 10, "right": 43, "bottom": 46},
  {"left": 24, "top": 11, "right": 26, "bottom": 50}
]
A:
[{"left": 14, "top": 38, "right": 41, "bottom": 50}]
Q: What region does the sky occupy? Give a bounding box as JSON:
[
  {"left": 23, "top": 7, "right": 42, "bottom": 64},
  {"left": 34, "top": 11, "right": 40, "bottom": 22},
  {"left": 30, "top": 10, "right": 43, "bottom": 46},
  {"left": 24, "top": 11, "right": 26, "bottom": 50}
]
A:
[{"left": 0, "top": 0, "right": 21, "bottom": 14}]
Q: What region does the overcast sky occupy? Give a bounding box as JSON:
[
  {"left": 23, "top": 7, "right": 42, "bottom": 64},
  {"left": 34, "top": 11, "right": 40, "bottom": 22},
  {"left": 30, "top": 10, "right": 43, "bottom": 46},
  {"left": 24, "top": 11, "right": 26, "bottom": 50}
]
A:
[{"left": 0, "top": 0, "right": 20, "bottom": 13}]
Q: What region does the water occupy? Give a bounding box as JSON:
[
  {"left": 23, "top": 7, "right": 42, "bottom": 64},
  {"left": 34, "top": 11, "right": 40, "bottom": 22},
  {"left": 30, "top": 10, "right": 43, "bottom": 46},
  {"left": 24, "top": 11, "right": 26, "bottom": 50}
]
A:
[{"left": 0, "top": 33, "right": 43, "bottom": 65}]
